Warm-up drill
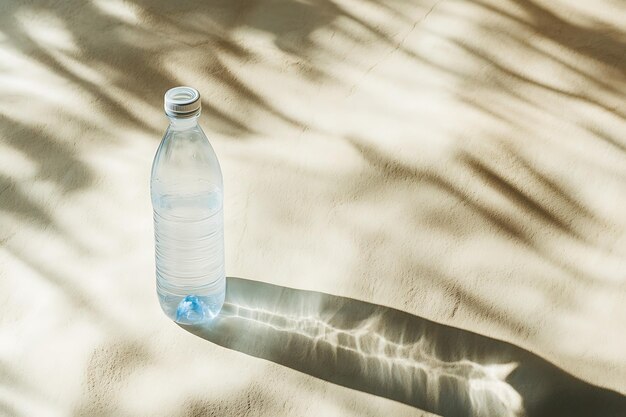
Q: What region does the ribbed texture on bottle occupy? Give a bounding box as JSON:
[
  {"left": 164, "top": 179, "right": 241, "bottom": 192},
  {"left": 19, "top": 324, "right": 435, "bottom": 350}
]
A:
[{"left": 154, "top": 206, "right": 224, "bottom": 295}]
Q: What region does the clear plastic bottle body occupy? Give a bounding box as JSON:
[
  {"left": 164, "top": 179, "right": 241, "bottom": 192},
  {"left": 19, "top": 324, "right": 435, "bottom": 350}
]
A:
[{"left": 151, "top": 114, "right": 225, "bottom": 324}]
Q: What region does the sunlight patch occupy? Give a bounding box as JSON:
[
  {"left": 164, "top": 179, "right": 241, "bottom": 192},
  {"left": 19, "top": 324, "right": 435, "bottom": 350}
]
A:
[
  {"left": 17, "top": 10, "right": 77, "bottom": 52},
  {"left": 92, "top": 0, "right": 139, "bottom": 24},
  {"left": 0, "top": 145, "right": 37, "bottom": 180}
]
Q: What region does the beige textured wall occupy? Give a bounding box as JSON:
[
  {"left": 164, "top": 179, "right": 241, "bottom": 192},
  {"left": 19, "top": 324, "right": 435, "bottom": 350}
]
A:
[{"left": 0, "top": 0, "right": 624, "bottom": 416}]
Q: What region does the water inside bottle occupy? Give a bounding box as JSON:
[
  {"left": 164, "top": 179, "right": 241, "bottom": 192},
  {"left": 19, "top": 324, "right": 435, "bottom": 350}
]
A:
[{"left": 153, "top": 185, "right": 225, "bottom": 324}]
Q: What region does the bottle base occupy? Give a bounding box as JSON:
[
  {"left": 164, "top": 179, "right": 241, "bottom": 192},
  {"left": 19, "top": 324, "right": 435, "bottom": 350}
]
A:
[{"left": 158, "top": 292, "right": 225, "bottom": 324}]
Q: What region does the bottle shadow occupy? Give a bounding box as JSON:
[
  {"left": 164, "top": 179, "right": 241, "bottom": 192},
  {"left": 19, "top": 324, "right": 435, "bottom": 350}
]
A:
[{"left": 181, "top": 277, "right": 625, "bottom": 417}]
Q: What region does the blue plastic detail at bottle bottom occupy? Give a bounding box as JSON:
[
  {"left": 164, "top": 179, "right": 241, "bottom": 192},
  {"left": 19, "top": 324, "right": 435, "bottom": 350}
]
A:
[
  {"left": 176, "top": 295, "right": 207, "bottom": 323},
  {"left": 158, "top": 291, "right": 225, "bottom": 324}
]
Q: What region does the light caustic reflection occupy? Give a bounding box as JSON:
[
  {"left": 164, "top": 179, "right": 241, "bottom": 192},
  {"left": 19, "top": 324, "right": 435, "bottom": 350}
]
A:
[{"left": 219, "top": 302, "right": 524, "bottom": 417}]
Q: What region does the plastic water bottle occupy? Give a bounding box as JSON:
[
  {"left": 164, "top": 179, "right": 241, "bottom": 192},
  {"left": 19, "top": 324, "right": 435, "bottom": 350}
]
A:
[{"left": 150, "top": 86, "right": 225, "bottom": 324}]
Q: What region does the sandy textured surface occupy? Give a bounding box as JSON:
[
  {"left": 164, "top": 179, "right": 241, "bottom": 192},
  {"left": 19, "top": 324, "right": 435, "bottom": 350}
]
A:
[{"left": 1, "top": 0, "right": 625, "bottom": 416}]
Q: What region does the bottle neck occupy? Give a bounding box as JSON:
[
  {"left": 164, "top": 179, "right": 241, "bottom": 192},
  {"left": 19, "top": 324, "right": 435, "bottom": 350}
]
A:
[{"left": 168, "top": 115, "right": 199, "bottom": 131}]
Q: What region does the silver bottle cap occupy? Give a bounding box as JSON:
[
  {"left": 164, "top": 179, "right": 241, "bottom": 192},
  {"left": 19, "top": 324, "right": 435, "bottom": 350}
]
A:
[{"left": 164, "top": 86, "right": 201, "bottom": 118}]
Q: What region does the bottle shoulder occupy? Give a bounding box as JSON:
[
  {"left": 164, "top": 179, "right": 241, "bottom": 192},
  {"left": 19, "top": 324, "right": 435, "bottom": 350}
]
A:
[{"left": 151, "top": 126, "right": 223, "bottom": 186}]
